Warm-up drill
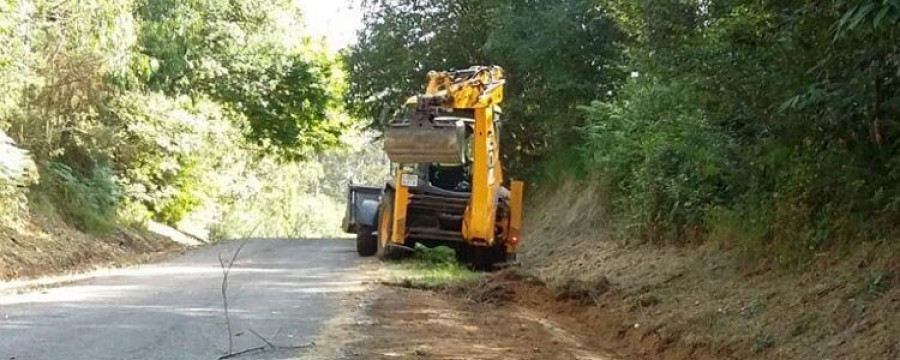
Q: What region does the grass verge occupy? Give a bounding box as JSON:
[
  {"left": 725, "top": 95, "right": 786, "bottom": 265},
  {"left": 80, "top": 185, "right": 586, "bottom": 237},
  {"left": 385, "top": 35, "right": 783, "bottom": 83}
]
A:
[{"left": 383, "top": 245, "right": 480, "bottom": 289}]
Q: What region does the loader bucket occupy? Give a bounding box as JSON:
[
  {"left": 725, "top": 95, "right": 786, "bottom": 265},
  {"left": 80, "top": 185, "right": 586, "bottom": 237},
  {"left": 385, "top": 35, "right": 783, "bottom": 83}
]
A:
[{"left": 384, "top": 125, "right": 466, "bottom": 164}]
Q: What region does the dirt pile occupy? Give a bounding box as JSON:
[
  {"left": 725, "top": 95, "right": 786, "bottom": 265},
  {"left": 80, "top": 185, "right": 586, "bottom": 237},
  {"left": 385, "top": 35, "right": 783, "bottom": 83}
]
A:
[
  {"left": 444, "top": 268, "right": 539, "bottom": 304},
  {"left": 0, "top": 212, "right": 185, "bottom": 280},
  {"left": 513, "top": 178, "right": 900, "bottom": 360}
]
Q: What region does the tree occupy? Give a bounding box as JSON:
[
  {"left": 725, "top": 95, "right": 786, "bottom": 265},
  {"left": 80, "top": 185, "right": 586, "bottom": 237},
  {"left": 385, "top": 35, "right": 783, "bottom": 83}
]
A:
[
  {"left": 346, "top": 0, "right": 625, "bottom": 176},
  {"left": 133, "top": 0, "right": 342, "bottom": 159},
  {"left": 0, "top": 0, "right": 352, "bottom": 232}
]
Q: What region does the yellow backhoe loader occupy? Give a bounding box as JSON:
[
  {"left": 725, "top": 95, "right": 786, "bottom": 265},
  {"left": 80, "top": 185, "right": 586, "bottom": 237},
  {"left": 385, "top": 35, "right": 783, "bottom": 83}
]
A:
[{"left": 343, "top": 66, "right": 524, "bottom": 269}]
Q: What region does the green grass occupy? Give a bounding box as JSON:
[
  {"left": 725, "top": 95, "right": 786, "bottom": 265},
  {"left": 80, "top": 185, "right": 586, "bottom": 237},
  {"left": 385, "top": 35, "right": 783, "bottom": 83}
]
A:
[{"left": 386, "top": 245, "right": 480, "bottom": 289}]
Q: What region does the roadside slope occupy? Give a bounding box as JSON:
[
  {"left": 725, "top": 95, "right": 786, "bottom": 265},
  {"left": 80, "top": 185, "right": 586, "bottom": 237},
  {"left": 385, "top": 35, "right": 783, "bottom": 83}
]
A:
[
  {"left": 518, "top": 179, "right": 899, "bottom": 359},
  {"left": 0, "top": 213, "right": 185, "bottom": 281}
]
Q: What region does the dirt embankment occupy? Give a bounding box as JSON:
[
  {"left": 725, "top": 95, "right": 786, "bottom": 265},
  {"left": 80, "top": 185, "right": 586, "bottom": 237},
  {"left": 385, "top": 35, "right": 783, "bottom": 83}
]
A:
[
  {"left": 0, "top": 213, "right": 185, "bottom": 281},
  {"left": 341, "top": 284, "right": 623, "bottom": 360},
  {"left": 512, "top": 179, "right": 899, "bottom": 360}
]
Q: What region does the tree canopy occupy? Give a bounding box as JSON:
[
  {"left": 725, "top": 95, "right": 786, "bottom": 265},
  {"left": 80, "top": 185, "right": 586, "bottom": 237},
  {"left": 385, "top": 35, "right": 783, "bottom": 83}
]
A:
[
  {"left": 0, "top": 0, "right": 365, "bottom": 235},
  {"left": 133, "top": 0, "right": 343, "bottom": 159},
  {"left": 346, "top": 0, "right": 625, "bottom": 175}
]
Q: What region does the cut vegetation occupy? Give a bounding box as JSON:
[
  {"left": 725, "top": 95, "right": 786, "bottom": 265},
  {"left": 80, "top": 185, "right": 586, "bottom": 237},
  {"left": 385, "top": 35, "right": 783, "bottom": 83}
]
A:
[
  {"left": 380, "top": 245, "right": 480, "bottom": 289},
  {"left": 511, "top": 180, "right": 900, "bottom": 360}
]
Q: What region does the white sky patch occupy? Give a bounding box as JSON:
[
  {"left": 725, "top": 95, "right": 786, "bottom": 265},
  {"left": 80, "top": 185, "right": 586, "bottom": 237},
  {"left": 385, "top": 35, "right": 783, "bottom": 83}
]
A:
[{"left": 295, "top": 0, "right": 364, "bottom": 53}]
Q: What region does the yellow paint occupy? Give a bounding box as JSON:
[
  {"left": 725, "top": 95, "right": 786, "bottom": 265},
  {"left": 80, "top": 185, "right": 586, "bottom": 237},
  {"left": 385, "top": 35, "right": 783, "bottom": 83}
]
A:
[
  {"left": 393, "top": 66, "right": 526, "bottom": 252},
  {"left": 463, "top": 106, "right": 501, "bottom": 245},
  {"left": 378, "top": 197, "right": 392, "bottom": 249},
  {"left": 391, "top": 171, "right": 409, "bottom": 245},
  {"left": 424, "top": 67, "right": 505, "bottom": 110},
  {"left": 421, "top": 66, "right": 515, "bottom": 247}
]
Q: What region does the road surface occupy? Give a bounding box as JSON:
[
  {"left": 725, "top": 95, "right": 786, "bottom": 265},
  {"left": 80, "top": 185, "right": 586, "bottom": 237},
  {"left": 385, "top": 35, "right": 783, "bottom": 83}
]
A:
[{"left": 0, "top": 239, "right": 365, "bottom": 360}]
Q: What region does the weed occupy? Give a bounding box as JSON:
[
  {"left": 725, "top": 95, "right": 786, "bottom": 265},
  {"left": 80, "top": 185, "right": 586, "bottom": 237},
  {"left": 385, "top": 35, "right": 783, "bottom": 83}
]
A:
[
  {"left": 386, "top": 245, "right": 480, "bottom": 289},
  {"left": 41, "top": 161, "right": 118, "bottom": 233},
  {"left": 739, "top": 299, "right": 767, "bottom": 319},
  {"left": 866, "top": 271, "right": 891, "bottom": 296},
  {"left": 752, "top": 331, "right": 776, "bottom": 354}
]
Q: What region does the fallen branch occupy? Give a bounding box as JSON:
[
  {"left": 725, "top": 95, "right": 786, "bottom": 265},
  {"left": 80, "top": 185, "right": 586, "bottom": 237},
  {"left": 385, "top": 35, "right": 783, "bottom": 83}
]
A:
[
  {"left": 216, "top": 346, "right": 265, "bottom": 360},
  {"left": 218, "top": 240, "right": 248, "bottom": 354},
  {"left": 215, "top": 342, "right": 315, "bottom": 360},
  {"left": 278, "top": 342, "right": 316, "bottom": 350},
  {"left": 247, "top": 328, "right": 276, "bottom": 350}
]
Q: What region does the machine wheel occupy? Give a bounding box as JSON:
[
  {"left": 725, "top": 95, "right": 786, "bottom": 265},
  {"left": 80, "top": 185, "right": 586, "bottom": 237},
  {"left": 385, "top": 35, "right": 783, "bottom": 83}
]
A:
[
  {"left": 377, "top": 190, "right": 400, "bottom": 260},
  {"left": 469, "top": 246, "right": 500, "bottom": 271},
  {"left": 454, "top": 245, "right": 469, "bottom": 264},
  {"left": 457, "top": 243, "right": 504, "bottom": 271},
  {"left": 356, "top": 225, "right": 377, "bottom": 257}
]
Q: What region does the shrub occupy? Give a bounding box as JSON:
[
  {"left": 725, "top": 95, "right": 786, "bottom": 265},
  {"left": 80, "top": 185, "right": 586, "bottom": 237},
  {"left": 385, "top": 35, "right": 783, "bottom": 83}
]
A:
[
  {"left": 42, "top": 161, "right": 118, "bottom": 232},
  {"left": 576, "top": 1, "right": 900, "bottom": 264}
]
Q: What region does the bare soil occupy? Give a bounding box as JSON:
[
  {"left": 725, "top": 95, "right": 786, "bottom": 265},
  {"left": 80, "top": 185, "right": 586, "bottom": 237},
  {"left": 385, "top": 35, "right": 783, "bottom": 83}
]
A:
[
  {"left": 342, "top": 251, "right": 897, "bottom": 360},
  {"left": 342, "top": 285, "right": 623, "bottom": 360},
  {"left": 0, "top": 212, "right": 185, "bottom": 281}
]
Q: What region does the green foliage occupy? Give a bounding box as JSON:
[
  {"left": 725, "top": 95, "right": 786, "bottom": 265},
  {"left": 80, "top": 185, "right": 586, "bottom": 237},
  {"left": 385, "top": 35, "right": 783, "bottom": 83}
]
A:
[
  {"left": 388, "top": 245, "right": 479, "bottom": 289},
  {"left": 132, "top": 0, "right": 343, "bottom": 160},
  {"left": 0, "top": 0, "right": 354, "bottom": 238},
  {"left": 577, "top": 0, "right": 900, "bottom": 261},
  {"left": 752, "top": 331, "right": 776, "bottom": 354},
  {"left": 865, "top": 271, "right": 891, "bottom": 296},
  {"left": 412, "top": 245, "right": 458, "bottom": 267},
  {"left": 43, "top": 161, "right": 118, "bottom": 232},
  {"left": 346, "top": 0, "right": 625, "bottom": 175},
  {"left": 580, "top": 77, "right": 736, "bottom": 242},
  {"left": 351, "top": 0, "right": 900, "bottom": 262},
  {"left": 209, "top": 158, "right": 339, "bottom": 240},
  {"left": 210, "top": 131, "right": 389, "bottom": 240},
  {"left": 110, "top": 92, "right": 239, "bottom": 226}
]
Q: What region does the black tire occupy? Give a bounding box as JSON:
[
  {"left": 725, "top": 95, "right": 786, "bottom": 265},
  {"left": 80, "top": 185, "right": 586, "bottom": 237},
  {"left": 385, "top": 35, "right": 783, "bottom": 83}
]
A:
[
  {"left": 454, "top": 245, "right": 469, "bottom": 264},
  {"left": 459, "top": 243, "right": 504, "bottom": 271},
  {"left": 356, "top": 225, "right": 377, "bottom": 257}
]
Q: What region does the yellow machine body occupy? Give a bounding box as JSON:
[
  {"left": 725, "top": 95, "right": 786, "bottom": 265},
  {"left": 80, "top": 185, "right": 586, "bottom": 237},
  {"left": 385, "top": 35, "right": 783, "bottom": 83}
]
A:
[{"left": 381, "top": 66, "right": 524, "bottom": 264}]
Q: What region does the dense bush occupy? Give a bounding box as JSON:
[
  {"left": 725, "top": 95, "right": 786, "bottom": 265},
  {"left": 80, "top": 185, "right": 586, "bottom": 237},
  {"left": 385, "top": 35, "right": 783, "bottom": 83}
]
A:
[
  {"left": 579, "top": 0, "right": 900, "bottom": 262},
  {"left": 209, "top": 132, "right": 389, "bottom": 240},
  {"left": 42, "top": 161, "right": 119, "bottom": 232}
]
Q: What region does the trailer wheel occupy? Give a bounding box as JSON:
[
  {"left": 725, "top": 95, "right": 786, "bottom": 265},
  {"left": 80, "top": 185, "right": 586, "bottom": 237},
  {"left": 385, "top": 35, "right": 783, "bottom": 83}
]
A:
[{"left": 356, "top": 225, "right": 377, "bottom": 257}]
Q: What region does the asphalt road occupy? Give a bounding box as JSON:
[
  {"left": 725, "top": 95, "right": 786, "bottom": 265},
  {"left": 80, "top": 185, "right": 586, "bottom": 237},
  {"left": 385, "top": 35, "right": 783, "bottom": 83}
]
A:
[{"left": 0, "top": 239, "right": 365, "bottom": 360}]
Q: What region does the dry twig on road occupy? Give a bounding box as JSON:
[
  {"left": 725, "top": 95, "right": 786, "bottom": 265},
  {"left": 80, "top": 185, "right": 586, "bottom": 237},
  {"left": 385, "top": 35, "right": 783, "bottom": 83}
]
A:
[{"left": 218, "top": 240, "right": 248, "bottom": 354}]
